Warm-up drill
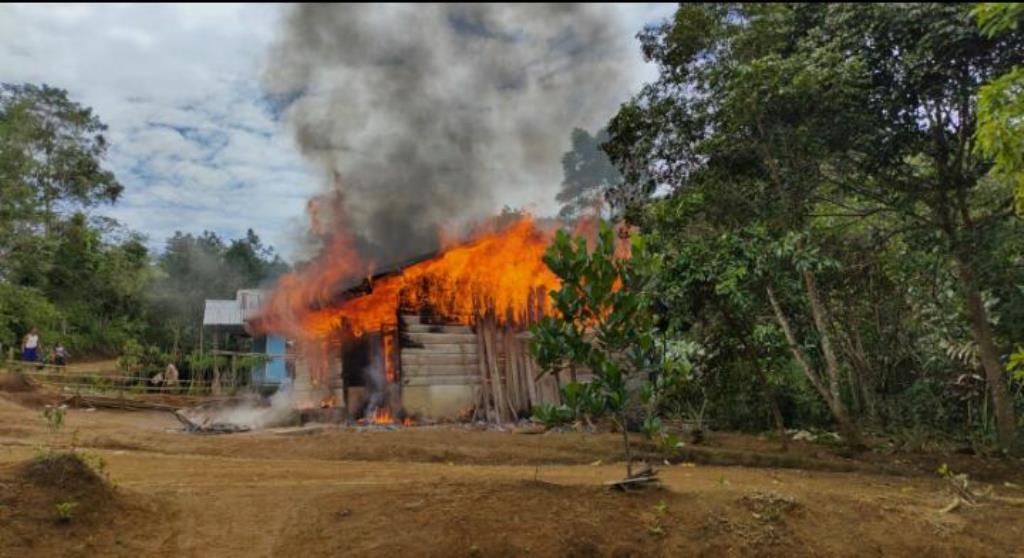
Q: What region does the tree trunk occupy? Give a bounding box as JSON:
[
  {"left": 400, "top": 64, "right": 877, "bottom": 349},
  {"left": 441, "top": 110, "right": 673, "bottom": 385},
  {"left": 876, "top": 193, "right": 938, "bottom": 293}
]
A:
[
  {"left": 852, "top": 331, "right": 879, "bottom": 425},
  {"left": 844, "top": 360, "right": 862, "bottom": 418},
  {"left": 722, "top": 309, "right": 788, "bottom": 450},
  {"left": 840, "top": 329, "right": 879, "bottom": 425},
  {"left": 764, "top": 378, "right": 788, "bottom": 451},
  {"left": 767, "top": 285, "right": 830, "bottom": 401},
  {"left": 802, "top": 273, "right": 844, "bottom": 410},
  {"left": 767, "top": 284, "right": 864, "bottom": 449},
  {"left": 954, "top": 255, "right": 1018, "bottom": 451}
]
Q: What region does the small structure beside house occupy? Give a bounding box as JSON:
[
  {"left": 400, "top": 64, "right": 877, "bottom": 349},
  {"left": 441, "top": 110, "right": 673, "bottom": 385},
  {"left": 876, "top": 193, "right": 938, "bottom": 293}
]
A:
[{"left": 202, "top": 289, "right": 288, "bottom": 387}]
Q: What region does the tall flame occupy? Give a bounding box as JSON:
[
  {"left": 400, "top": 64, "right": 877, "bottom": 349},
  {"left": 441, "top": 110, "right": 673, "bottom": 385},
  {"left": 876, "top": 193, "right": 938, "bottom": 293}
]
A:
[
  {"left": 250, "top": 192, "right": 637, "bottom": 400},
  {"left": 252, "top": 216, "right": 564, "bottom": 382},
  {"left": 400, "top": 218, "right": 560, "bottom": 324}
]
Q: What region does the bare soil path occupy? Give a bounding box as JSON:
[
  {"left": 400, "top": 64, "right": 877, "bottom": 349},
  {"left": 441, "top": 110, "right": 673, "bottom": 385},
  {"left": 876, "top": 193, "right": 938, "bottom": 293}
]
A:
[{"left": 1, "top": 393, "right": 1022, "bottom": 557}]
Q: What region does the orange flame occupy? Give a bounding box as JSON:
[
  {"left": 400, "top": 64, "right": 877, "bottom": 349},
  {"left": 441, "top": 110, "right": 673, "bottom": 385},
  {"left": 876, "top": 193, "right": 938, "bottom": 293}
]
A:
[
  {"left": 251, "top": 206, "right": 630, "bottom": 389},
  {"left": 383, "top": 332, "right": 396, "bottom": 383},
  {"left": 371, "top": 407, "right": 394, "bottom": 425},
  {"left": 400, "top": 218, "right": 561, "bottom": 324},
  {"left": 254, "top": 216, "right": 561, "bottom": 344}
]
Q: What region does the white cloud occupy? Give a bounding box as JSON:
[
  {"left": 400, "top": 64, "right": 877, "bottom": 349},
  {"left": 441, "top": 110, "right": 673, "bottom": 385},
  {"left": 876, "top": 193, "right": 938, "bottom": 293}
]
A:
[{"left": 0, "top": 3, "right": 672, "bottom": 262}]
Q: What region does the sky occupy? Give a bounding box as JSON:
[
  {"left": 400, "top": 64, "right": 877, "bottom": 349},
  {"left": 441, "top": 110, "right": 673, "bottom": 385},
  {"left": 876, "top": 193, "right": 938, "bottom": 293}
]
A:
[{"left": 0, "top": 3, "right": 675, "bottom": 261}]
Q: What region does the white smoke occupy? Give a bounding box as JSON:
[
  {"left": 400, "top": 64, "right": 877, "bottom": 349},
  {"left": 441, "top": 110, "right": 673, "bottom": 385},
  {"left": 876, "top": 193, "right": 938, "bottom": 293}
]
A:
[{"left": 181, "top": 384, "right": 298, "bottom": 430}]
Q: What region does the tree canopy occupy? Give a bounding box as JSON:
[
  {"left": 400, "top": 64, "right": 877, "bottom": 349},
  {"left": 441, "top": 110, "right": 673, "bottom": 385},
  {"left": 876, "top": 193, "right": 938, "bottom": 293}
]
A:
[
  {"left": 603, "top": 3, "right": 1024, "bottom": 450},
  {"left": 0, "top": 83, "right": 289, "bottom": 360}
]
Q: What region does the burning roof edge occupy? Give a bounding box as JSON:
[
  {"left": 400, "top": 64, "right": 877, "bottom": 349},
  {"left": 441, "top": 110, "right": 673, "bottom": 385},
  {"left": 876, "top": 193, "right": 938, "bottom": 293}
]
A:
[{"left": 319, "top": 251, "right": 440, "bottom": 307}]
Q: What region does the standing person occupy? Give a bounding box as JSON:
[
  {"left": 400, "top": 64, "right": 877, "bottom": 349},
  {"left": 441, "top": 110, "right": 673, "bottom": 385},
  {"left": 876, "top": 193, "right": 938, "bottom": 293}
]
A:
[
  {"left": 164, "top": 363, "right": 180, "bottom": 391},
  {"left": 54, "top": 342, "right": 68, "bottom": 369},
  {"left": 21, "top": 328, "right": 40, "bottom": 364}
]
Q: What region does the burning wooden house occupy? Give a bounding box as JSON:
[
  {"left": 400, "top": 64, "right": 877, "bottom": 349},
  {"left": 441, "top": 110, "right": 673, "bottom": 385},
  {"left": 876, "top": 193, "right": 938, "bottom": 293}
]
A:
[{"left": 248, "top": 218, "right": 578, "bottom": 424}]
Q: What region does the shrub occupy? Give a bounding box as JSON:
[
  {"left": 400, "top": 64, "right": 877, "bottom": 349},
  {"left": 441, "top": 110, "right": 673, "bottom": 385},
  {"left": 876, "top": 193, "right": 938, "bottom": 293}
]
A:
[{"left": 54, "top": 500, "right": 78, "bottom": 522}]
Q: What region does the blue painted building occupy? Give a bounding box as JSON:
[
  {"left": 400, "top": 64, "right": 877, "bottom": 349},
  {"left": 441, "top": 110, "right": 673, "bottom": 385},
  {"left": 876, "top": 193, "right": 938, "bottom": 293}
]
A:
[
  {"left": 251, "top": 333, "right": 288, "bottom": 384},
  {"left": 202, "top": 289, "right": 289, "bottom": 387}
]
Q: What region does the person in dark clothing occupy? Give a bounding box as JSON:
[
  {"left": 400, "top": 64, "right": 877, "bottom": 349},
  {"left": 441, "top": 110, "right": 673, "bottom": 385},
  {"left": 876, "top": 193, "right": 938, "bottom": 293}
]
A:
[{"left": 53, "top": 342, "right": 68, "bottom": 368}]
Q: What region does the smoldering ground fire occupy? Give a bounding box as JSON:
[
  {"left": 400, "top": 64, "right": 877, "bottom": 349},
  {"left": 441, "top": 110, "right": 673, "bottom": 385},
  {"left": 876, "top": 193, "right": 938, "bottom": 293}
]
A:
[{"left": 243, "top": 4, "right": 637, "bottom": 423}]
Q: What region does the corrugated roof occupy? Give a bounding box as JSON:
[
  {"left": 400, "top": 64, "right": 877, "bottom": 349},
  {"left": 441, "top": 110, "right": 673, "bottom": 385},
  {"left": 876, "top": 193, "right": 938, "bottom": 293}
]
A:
[
  {"left": 203, "top": 289, "right": 268, "bottom": 326},
  {"left": 203, "top": 299, "right": 244, "bottom": 326}
]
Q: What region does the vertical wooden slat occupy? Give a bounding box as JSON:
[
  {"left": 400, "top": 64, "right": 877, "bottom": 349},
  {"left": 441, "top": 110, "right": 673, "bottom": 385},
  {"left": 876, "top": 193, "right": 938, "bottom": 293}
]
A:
[
  {"left": 498, "top": 323, "right": 518, "bottom": 419},
  {"left": 475, "top": 319, "right": 493, "bottom": 422},
  {"left": 523, "top": 337, "right": 538, "bottom": 408},
  {"left": 514, "top": 331, "right": 526, "bottom": 414},
  {"left": 502, "top": 328, "right": 516, "bottom": 413},
  {"left": 508, "top": 330, "right": 524, "bottom": 414},
  {"left": 517, "top": 336, "right": 530, "bottom": 412},
  {"left": 482, "top": 317, "right": 507, "bottom": 423},
  {"left": 522, "top": 339, "right": 534, "bottom": 410}
]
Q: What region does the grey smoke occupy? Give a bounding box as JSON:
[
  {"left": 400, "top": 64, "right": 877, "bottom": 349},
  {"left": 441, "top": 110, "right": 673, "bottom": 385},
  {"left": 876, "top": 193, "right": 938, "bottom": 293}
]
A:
[{"left": 263, "top": 4, "right": 636, "bottom": 266}]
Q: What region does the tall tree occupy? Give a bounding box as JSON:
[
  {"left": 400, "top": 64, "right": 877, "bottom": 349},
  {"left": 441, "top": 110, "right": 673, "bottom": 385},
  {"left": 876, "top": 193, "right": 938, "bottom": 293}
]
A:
[
  {"left": 0, "top": 83, "right": 122, "bottom": 245},
  {"left": 224, "top": 229, "right": 289, "bottom": 285},
  {"left": 0, "top": 83, "right": 143, "bottom": 355},
  {"left": 816, "top": 3, "right": 1023, "bottom": 450},
  {"left": 556, "top": 128, "right": 623, "bottom": 220},
  {"left": 606, "top": 4, "right": 1024, "bottom": 450},
  {"left": 607, "top": 4, "right": 868, "bottom": 447}
]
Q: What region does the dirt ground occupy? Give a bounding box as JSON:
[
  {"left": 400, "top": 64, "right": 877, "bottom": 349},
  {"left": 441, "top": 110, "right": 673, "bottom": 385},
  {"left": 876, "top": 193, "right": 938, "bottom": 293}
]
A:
[{"left": 1, "top": 385, "right": 1023, "bottom": 557}]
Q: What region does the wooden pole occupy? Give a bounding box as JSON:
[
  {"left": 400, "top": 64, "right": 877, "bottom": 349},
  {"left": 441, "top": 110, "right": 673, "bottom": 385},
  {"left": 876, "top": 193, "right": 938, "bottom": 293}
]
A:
[
  {"left": 211, "top": 330, "right": 222, "bottom": 396},
  {"left": 511, "top": 331, "right": 528, "bottom": 414},
  {"left": 523, "top": 338, "right": 538, "bottom": 409},
  {"left": 483, "top": 316, "right": 508, "bottom": 423},
  {"left": 505, "top": 329, "right": 521, "bottom": 414},
  {"left": 482, "top": 317, "right": 500, "bottom": 423},
  {"left": 500, "top": 326, "right": 518, "bottom": 416},
  {"left": 475, "top": 319, "right": 494, "bottom": 422},
  {"left": 496, "top": 322, "right": 517, "bottom": 419}
]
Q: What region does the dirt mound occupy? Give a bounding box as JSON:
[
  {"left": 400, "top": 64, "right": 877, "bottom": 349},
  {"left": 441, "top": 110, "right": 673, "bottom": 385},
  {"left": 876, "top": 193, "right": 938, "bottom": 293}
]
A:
[
  {"left": 0, "top": 370, "right": 35, "bottom": 392},
  {"left": 0, "top": 370, "right": 59, "bottom": 408},
  {"left": 0, "top": 453, "right": 168, "bottom": 557},
  {"left": 16, "top": 452, "right": 110, "bottom": 493}
]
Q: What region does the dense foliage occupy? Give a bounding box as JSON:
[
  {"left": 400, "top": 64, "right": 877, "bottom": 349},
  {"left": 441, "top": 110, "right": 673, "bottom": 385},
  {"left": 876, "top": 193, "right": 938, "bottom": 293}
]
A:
[
  {"left": 591, "top": 3, "right": 1024, "bottom": 450},
  {"left": 974, "top": 3, "right": 1024, "bottom": 211},
  {"left": 532, "top": 222, "right": 689, "bottom": 474},
  {"left": 0, "top": 82, "right": 288, "bottom": 368}
]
